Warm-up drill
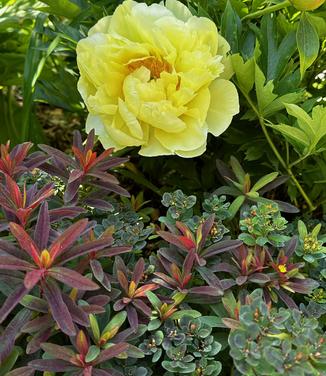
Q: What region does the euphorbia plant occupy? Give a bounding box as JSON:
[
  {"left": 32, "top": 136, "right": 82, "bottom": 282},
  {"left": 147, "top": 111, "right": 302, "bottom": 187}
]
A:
[
  {"left": 113, "top": 257, "right": 158, "bottom": 328},
  {"left": 0, "top": 141, "right": 46, "bottom": 178},
  {"left": 39, "top": 129, "right": 129, "bottom": 207},
  {"left": 146, "top": 291, "right": 200, "bottom": 331},
  {"left": 157, "top": 214, "right": 242, "bottom": 267},
  {"left": 0, "top": 174, "right": 54, "bottom": 227},
  {"left": 153, "top": 251, "right": 223, "bottom": 296},
  {"left": 0, "top": 202, "right": 111, "bottom": 335},
  {"left": 28, "top": 330, "right": 129, "bottom": 376}
]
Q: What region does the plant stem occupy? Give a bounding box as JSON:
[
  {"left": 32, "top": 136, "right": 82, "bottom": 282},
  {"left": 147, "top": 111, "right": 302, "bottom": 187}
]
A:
[
  {"left": 237, "top": 85, "right": 316, "bottom": 211},
  {"left": 242, "top": 0, "right": 291, "bottom": 20}
]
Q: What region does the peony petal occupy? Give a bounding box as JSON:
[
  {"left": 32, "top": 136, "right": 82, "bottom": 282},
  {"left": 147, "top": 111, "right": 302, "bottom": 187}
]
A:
[
  {"left": 155, "top": 115, "right": 207, "bottom": 152},
  {"left": 176, "top": 142, "right": 207, "bottom": 158},
  {"left": 206, "top": 79, "right": 239, "bottom": 137},
  {"left": 185, "top": 88, "right": 210, "bottom": 123},
  {"left": 164, "top": 0, "right": 193, "bottom": 21},
  {"left": 88, "top": 16, "right": 112, "bottom": 36},
  {"left": 86, "top": 115, "right": 120, "bottom": 150},
  {"left": 139, "top": 128, "right": 172, "bottom": 157},
  {"left": 118, "top": 98, "right": 143, "bottom": 139}
]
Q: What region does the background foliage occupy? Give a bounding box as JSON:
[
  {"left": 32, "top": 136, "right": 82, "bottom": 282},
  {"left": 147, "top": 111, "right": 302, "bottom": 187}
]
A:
[{"left": 0, "top": 0, "right": 326, "bottom": 375}]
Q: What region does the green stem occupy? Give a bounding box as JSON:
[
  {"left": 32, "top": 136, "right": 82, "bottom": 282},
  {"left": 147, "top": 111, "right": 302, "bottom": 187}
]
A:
[
  {"left": 242, "top": 0, "right": 291, "bottom": 20},
  {"left": 288, "top": 154, "right": 310, "bottom": 168},
  {"left": 237, "top": 85, "right": 316, "bottom": 212}
]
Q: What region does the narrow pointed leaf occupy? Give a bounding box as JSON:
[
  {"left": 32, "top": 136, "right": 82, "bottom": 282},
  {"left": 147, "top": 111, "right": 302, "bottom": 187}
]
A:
[
  {"left": 29, "top": 359, "right": 77, "bottom": 372},
  {"left": 24, "top": 269, "right": 44, "bottom": 289},
  {"left": 94, "top": 343, "right": 129, "bottom": 365},
  {"left": 41, "top": 343, "right": 76, "bottom": 362},
  {"left": 58, "top": 237, "right": 111, "bottom": 264},
  {"left": 0, "top": 255, "right": 34, "bottom": 271},
  {"left": 34, "top": 201, "right": 50, "bottom": 250},
  {"left": 9, "top": 222, "right": 41, "bottom": 265},
  {"left": 0, "top": 285, "right": 29, "bottom": 324},
  {"left": 42, "top": 279, "right": 76, "bottom": 336},
  {"left": 7, "top": 367, "right": 35, "bottom": 376},
  {"left": 48, "top": 267, "right": 99, "bottom": 290},
  {"left": 49, "top": 219, "right": 88, "bottom": 259}
]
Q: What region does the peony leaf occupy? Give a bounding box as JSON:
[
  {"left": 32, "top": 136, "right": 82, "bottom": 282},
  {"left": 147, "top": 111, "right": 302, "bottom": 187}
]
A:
[{"left": 297, "top": 13, "right": 319, "bottom": 79}]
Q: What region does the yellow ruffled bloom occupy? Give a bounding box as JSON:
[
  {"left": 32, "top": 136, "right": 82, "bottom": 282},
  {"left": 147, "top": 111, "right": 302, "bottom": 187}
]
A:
[{"left": 76, "top": 0, "right": 239, "bottom": 157}]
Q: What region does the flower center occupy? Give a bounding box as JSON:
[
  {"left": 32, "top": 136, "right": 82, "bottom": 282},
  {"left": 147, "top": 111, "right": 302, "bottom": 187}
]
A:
[
  {"left": 127, "top": 56, "right": 172, "bottom": 79},
  {"left": 278, "top": 264, "right": 287, "bottom": 273},
  {"left": 40, "top": 249, "right": 52, "bottom": 268}
]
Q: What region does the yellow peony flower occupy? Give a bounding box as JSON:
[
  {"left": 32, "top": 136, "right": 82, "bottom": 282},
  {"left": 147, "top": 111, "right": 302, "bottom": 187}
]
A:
[{"left": 76, "top": 0, "right": 239, "bottom": 157}]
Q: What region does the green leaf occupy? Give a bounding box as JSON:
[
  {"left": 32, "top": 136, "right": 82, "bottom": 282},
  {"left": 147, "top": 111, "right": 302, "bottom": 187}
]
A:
[
  {"left": 251, "top": 172, "right": 279, "bottom": 192},
  {"left": 238, "top": 233, "right": 256, "bottom": 246},
  {"left": 39, "top": 0, "right": 81, "bottom": 18},
  {"left": 102, "top": 312, "right": 127, "bottom": 339},
  {"left": 222, "top": 290, "right": 237, "bottom": 318},
  {"left": 170, "top": 310, "right": 201, "bottom": 320},
  {"left": 268, "top": 124, "right": 309, "bottom": 151},
  {"left": 0, "top": 347, "right": 22, "bottom": 376},
  {"left": 298, "top": 220, "right": 307, "bottom": 238},
  {"left": 297, "top": 13, "right": 320, "bottom": 79},
  {"left": 221, "top": 0, "right": 242, "bottom": 53},
  {"left": 230, "top": 156, "right": 246, "bottom": 183},
  {"left": 255, "top": 63, "right": 277, "bottom": 113},
  {"left": 231, "top": 54, "right": 255, "bottom": 94},
  {"left": 89, "top": 314, "right": 100, "bottom": 342},
  {"left": 228, "top": 195, "right": 245, "bottom": 219},
  {"left": 199, "top": 316, "right": 223, "bottom": 327},
  {"left": 285, "top": 103, "right": 315, "bottom": 139},
  {"left": 254, "top": 63, "right": 302, "bottom": 117},
  {"left": 22, "top": 14, "right": 59, "bottom": 143},
  {"left": 147, "top": 319, "right": 161, "bottom": 331},
  {"left": 146, "top": 291, "right": 161, "bottom": 311},
  {"left": 85, "top": 345, "right": 100, "bottom": 363},
  {"left": 311, "top": 223, "right": 321, "bottom": 238}
]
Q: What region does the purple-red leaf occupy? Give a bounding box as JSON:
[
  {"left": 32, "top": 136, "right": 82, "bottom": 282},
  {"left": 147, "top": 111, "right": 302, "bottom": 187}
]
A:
[
  {"left": 40, "top": 343, "right": 76, "bottom": 362},
  {"left": 0, "top": 308, "right": 31, "bottom": 362},
  {"left": 190, "top": 286, "right": 223, "bottom": 296},
  {"left": 48, "top": 267, "right": 99, "bottom": 290},
  {"left": 0, "top": 285, "right": 29, "bottom": 324},
  {"left": 203, "top": 240, "right": 242, "bottom": 257},
  {"left": 0, "top": 255, "right": 34, "bottom": 271},
  {"left": 42, "top": 279, "right": 76, "bottom": 336},
  {"left": 24, "top": 269, "right": 44, "bottom": 289},
  {"left": 26, "top": 328, "right": 52, "bottom": 355},
  {"left": 22, "top": 314, "right": 53, "bottom": 333},
  {"left": 50, "top": 219, "right": 89, "bottom": 260},
  {"left": 94, "top": 343, "right": 129, "bottom": 365},
  {"left": 198, "top": 215, "right": 215, "bottom": 249},
  {"left": 284, "top": 236, "right": 298, "bottom": 257},
  {"left": 132, "top": 299, "right": 152, "bottom": 317},
  {"left": 7, "top": 367, "right": 35, "bottom": 376},
  {"left": 38, "top": 144, "right": 74, "bottom": 166},
  {"left": 126, "top": 305, "right": 138, "bottom": 328},
  {"left": 97, "top": 246, "right": 131, "bottom": 259},
  {"left": 9, "top": 222, "right": 41, "bottom": 266},
  {"left": 29, "top": 359, "right": 77, "bottom": 372},
  {"left": 34, "top": 201, "right": 50, "bottom": 250},
  {"left": 49, "top": 206, "right": 86, "bottom": 222},
  {"left": 132, "top": 258, "right": 145, "bottom": 285},
  {"left": 58, "top": 238, "right": 111, "bottom": 265},
  {"left": 62, "top": 294, "right": 90, "bottom": 327}
]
